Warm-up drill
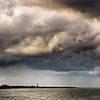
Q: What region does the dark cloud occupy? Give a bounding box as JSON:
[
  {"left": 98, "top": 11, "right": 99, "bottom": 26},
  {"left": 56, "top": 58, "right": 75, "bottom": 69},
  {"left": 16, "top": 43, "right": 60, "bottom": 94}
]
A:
[
  {"left": 56, "top": 0, "right": 100, "bottom": 17},
  {"left": 6, "top": 0, "right": 100, "bottom": 18},
  {"left": 0, "top": 47, "right": 100, "bottom": 71},
  {"left": 22, "top": 0, "right": 100, "bottom": 17}
]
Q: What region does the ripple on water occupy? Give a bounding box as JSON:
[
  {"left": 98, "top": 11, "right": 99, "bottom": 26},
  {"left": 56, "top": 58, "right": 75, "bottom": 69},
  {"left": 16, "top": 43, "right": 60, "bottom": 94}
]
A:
[{"left": 0, "top": 88, "right": 100, "bottom": 100}]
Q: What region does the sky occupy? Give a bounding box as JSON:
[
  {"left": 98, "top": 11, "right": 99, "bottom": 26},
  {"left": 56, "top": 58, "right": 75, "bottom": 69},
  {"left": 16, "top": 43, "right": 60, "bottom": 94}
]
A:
[{"left": 0, "top": 0, "right": 100, "bottom": 87}]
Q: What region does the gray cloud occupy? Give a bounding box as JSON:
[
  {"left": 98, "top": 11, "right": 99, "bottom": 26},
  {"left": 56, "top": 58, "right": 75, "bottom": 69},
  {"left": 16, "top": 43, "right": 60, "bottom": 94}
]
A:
[
  {"left": 1, "top": 19, "right": 100, "bottom": 59},
  {"left": 21, "top": 0, "right": 100, "bottom": 17},
  {"left": 56, "top": 0, "right": 100, "bottom": 17},
  {"left": 0, "top": 0, "right": 100, "bottom": 72}
]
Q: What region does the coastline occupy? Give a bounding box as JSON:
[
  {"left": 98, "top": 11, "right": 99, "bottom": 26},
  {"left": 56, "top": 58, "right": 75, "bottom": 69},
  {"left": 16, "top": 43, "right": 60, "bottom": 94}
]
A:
[{"left": 0, "top": 85, "right": 77, "bottom": 89}]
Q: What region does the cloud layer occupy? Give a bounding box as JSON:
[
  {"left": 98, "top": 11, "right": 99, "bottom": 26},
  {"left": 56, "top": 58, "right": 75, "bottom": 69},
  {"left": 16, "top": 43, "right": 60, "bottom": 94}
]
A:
[
  {"left": 0, "top": 0, "right": 100, "bottom": 71},
  {"left": 21, "top": 0, "right": 100, "bottom": 17}
]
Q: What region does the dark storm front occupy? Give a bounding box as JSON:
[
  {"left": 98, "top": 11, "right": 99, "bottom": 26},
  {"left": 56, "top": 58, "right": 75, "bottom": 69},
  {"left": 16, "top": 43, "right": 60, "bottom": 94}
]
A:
[{"left": 0, "top": 88, "right": 100, "bottom": 100}]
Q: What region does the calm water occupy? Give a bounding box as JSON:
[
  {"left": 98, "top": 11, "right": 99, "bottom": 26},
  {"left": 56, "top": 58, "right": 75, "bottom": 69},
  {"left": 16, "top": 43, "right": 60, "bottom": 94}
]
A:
[{"left": 0, "top": 88, "right": 100, "bottom": 100}]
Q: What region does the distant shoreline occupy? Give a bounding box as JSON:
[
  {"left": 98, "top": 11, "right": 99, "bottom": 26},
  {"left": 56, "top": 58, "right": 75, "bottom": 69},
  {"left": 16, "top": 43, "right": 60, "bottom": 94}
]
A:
[
  {"left": 1, "top": 85, "right": 100, "bottom": 89},
  {"left": 0, "top": 85, "right": 77, "bottom": 89}
]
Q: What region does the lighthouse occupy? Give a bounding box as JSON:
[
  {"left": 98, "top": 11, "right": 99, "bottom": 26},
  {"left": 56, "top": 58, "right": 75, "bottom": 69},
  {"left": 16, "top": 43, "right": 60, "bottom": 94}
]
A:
[{"left": 37, "top": 83, "right": 39, "bottom": 88}]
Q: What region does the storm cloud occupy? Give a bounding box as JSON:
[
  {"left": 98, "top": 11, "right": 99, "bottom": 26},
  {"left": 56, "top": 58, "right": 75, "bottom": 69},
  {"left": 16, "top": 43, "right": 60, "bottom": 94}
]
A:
[
  {"left": 21, "top": 0, "right": 100, "bottom": 17},
  {"left": 56, "top": 0, "right": 100, "bottom": 17},
  {"left": 0, "top": 0, "right": 100, "bottom": 70}
]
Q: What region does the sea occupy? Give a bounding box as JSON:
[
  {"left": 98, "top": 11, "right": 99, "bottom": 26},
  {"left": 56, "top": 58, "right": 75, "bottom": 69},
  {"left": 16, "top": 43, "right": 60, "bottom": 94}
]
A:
[{"left": 0, "top": 88, "right": 100, "bottom": 100}]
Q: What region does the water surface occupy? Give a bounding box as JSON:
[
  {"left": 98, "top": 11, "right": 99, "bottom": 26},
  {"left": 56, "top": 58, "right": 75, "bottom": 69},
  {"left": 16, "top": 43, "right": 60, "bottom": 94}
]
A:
[{"left": 0, "top": 88, "right": 100, "bottom": 100}]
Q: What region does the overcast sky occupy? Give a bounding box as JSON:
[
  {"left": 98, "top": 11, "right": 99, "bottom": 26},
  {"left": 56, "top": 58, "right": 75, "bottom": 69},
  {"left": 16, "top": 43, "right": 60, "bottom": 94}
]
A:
[{"left": 0, "top": 0, "right": 100, "bottom": 87}]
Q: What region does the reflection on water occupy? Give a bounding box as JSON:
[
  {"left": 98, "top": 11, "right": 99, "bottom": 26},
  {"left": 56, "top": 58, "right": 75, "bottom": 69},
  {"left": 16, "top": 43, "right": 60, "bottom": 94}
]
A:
[{"left": 0, "top": 88, "right": 100, "bottom": 100}]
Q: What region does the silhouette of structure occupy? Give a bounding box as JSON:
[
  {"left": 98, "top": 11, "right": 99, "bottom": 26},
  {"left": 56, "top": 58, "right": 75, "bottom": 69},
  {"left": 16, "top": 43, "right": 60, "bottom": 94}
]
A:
[
  {"left": 0, "top": 84, "right": 77, "bottom": 89},
  {"left": 37, "top": 83, "right": 39, "bottom": 88}
]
